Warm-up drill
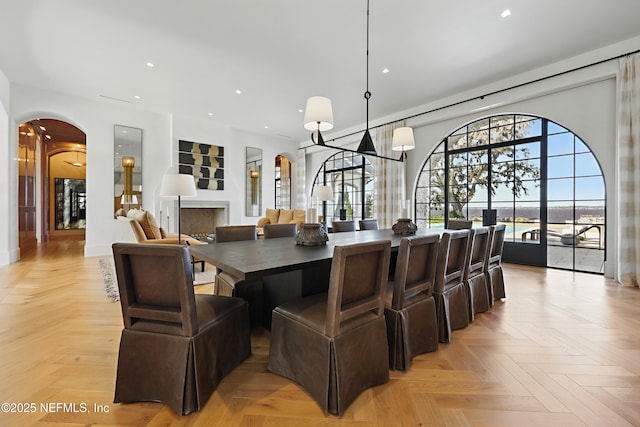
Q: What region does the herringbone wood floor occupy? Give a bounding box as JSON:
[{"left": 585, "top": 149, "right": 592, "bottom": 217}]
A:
[{"left": 1, "top": 238, "right": 640, "bottom": 426}]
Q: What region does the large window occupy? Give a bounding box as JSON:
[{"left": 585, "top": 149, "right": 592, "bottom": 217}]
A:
[
  {"left": 415, "top": 114, "right": 605, "bottom": 274},
  {"left": 312, "top": 151, "right": 375, "bottom": 225}
]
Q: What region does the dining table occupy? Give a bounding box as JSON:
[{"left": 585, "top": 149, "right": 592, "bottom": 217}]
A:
[
  {"left": 190, "top": 227, "right": 445, "bottom": 329},
  {"left": 190, "top": 228, "right": 444, "bottom": 281}
]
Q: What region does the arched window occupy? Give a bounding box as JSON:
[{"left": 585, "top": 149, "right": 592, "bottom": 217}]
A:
[
  {"left": 415, "top": 114, "right": 606, "bottom": 274},
  {"left": 312, "top": 151, "right": 375, "bottom": 225}
]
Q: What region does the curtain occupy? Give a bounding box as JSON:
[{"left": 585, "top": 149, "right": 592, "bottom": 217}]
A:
[
  {"left": 374, "top": 121, "right": 406, "bottom": 229},
  {"left": 297, "top": 148, "right": 307, "bottom": 210},
  {"left": 616, "top": 53, "right": 640, "bottom": 287},
  {"left": 280, "top": 156, "right": 291, "bottom": 209}
]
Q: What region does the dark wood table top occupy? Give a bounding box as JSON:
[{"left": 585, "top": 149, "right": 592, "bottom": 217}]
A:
[{"left": 190, "top": 228, "right": 443, "bottom": 280}]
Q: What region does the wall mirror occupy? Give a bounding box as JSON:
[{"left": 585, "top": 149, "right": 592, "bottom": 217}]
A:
[
  {"left": 246, "top": 147, "right": 262, "bottom": 216},
  {"left": 114, "top": 125, "right": 142, "bottom": 214}
]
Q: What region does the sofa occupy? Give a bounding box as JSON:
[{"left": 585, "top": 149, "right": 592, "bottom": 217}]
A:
[{"left": 257, "top": 208, "right": 306, "bottom": 229}]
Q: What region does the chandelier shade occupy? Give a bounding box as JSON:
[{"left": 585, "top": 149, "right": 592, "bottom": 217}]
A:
[
  {"left": 303, "top": 96, "right": 334, "bottom": 132},
  {"left": 391, "top": 127, "right": 416, "bottom": 152}
]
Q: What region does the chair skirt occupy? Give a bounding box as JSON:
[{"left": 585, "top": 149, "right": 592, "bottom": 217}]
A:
[
  {"left": 434, "top": 283, "right": 469, "bottom": 343},
  {"left": 114, "top": 300, "right": 251, "bottom": 415},
  {"left": 385, "top": 295, "right": 438, "bottom": 370},
  {"left": 268, "top": 310, "right": 389, "bottom": 415},
  {"left": 487, "top": 265, "right": 506, "bottom": 301},
  {"left": 467, "top": 273, "right": 490, "bottom": 320}
]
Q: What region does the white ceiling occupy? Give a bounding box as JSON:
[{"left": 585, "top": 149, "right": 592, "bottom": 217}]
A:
[{"left": 1, "top": 0, "right": 640, "bottom": 143}]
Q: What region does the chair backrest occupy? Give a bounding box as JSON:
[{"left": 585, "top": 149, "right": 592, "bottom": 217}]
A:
[
  {"left": 112, "top": 243, "right": 198, "bottom": 336},
  {"left": 263, "top": 223, "right": 297, "bottom": 239},
  {"left": 358, "top": 219, "right": 379, "bottom": 230},
  {"left": 331, "top": 220, "right": 356, "bottom": 233},
  {"left": 434, "top": 230, "right": 470, "bottom": 293},
  {"left": 464, "top": 226, "right": 490, "bottom": 280},
  {"left": 391, "top": 234, "right": 440, "bottom": 310},
  {"left": 215, "top": 225, "right": 257, "bottom": 243},
  {"left": 325, "top": 240, "right": 391, "bottom": 337},
  {"left": 486, "top": 224, "right": 506, "bottom": 268},
  {"left": 447, "top": 219, "right": 473, "bottom": 230}
]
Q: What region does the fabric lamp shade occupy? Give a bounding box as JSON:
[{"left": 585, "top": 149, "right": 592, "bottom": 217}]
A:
[
  {"left": 303, "top": 96, "right": 334, "bottom": 131},
  {"left": 391, "top": 127, "right": 415, "bottom": 152},
  {"left": 313, "top": 185, "right": 334, "bottom": 201},
  {"left": 160, "top": 174, "right": 198, "bottom": 197}
]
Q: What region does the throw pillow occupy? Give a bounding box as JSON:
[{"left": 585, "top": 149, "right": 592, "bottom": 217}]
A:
[
  {"left": 265, "top": 208, "right": 280, "bottom": 225},
  {"left": 292, "top": 209, "right": 306, "bottom": 224},
  {"left": 278, "top": 209, "right": 293, "bottom": 224},
  {"left": 133, "top": 210, "right": 163, "bottom": 240}
]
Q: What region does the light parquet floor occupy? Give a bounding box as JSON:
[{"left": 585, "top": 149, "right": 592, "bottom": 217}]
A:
[{"left": 1, "top": 239, "right": 640, "bottom": 426}]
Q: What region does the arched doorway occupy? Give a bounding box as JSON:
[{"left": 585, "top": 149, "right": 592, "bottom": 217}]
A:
[{"left": 18, "top": 118, "right": 86, "bottom": 252}]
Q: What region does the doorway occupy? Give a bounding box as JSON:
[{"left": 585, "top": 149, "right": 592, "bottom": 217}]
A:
[{"left": 18, "top": 119, "right": 86, "bottom": 252}]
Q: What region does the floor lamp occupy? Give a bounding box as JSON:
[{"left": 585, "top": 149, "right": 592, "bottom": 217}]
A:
[{"left": 159, "top": 174, "right": 198, "bottom": 245}]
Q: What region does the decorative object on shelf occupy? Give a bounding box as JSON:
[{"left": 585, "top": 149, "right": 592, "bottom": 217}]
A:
[
  {"left": 159, "top": 174, "right": 198, "bottom": 244},
  {"left": 178, "top": 139, "right": 224, "bottom": 190},
  {"left": 301, "top": 0, "right": 413, "bottom": 163},
  {"left": 295, "top": 222, "right": 329, "bottom": 246}
]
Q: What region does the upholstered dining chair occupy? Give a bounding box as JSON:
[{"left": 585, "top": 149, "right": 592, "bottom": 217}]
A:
[
  {"left": 385, "top": 234, "right": 440, "bottom": 370},
  {"left": 331, "top": 220, "right": 356, "bottom": 232},
  {"left": 358, "top": 219, "right": 379, "bottom": 230},
  {"left": 213, "top": 225, "right": 261, "bottom": 327},
  {"left": 268, "top": 240, "right": 391, "bottom": 415},
  {"left": 433, "top": 230, "right": 471, "bottom": 343},
  {"left": 464, "top": 226, "right": 491, "bottom": 321},
  {"left": 485, "top": 224, "right": 507, "bottom": 303},
  {"left": 263, "top": 222, "right": 297, "bottom": 239},
  {"left": 111, "top": 243, "right": 251, "bottom": 415},
  {"left": 215, "top": 225, "right": 257, "bottom": 242},
  {"left": 447, "top": 219, "right": 473, "bottom": 230}
]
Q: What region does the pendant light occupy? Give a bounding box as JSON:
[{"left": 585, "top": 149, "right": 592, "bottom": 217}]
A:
[{"left": 356, "top": 0, "right": 377, "bottom": 155}]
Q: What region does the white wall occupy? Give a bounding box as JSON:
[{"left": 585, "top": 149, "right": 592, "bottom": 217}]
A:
[
  {"left": 0, "top": 68, "right": 11, "bottom": 265},
  {"left": 1, "top": 86, "right": 300, "bottom": 263},
  {"left": 5, "top": 84, "right": 170, "bottom": 260}
]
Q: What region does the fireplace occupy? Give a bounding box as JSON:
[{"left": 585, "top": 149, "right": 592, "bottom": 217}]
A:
[{"left": 173, "top": 200, "right": 229, "bottom": 239}]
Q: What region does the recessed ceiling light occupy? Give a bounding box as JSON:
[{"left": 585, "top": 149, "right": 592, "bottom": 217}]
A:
[
  {"left": 382, "top": 68, "right": 390, "bottom": 74},
  {"left": 208, "top": 112, "right": 214, "bottom": 116},
  {"left": 39, "top": 125, "right": 46, "bottom": 131},
  {"left": 264, "top": 125, "right": 269, "bottom": 129},
  {"left": 501, "top": 9, "right": 511, "bottom": 18},
  {"left": 146, "top": 62, "right": 154, "bottom": 67},
  {"left": 298, "top": 109, "right": 303, "bottom": 113},
  {"left": 122, "top": 130, "right": 127, "bottom": 134},
  {"left": 235, "top": 90, "right": 242, "bottom": 94},
  {"left": 45, "top": 135, "right": 52, "bottom": 139},
  {"left": 134, "top": 95, "right": 141, "bottom": 99}
]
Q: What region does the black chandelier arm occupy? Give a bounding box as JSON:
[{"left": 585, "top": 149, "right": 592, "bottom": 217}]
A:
[{"left": 313, "top": 140, "right": 404, "bottom": 162}]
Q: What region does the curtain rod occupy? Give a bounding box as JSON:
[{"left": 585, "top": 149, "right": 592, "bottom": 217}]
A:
[{"left": 300, "top": 47, "right": 640, "bottom": 151}]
